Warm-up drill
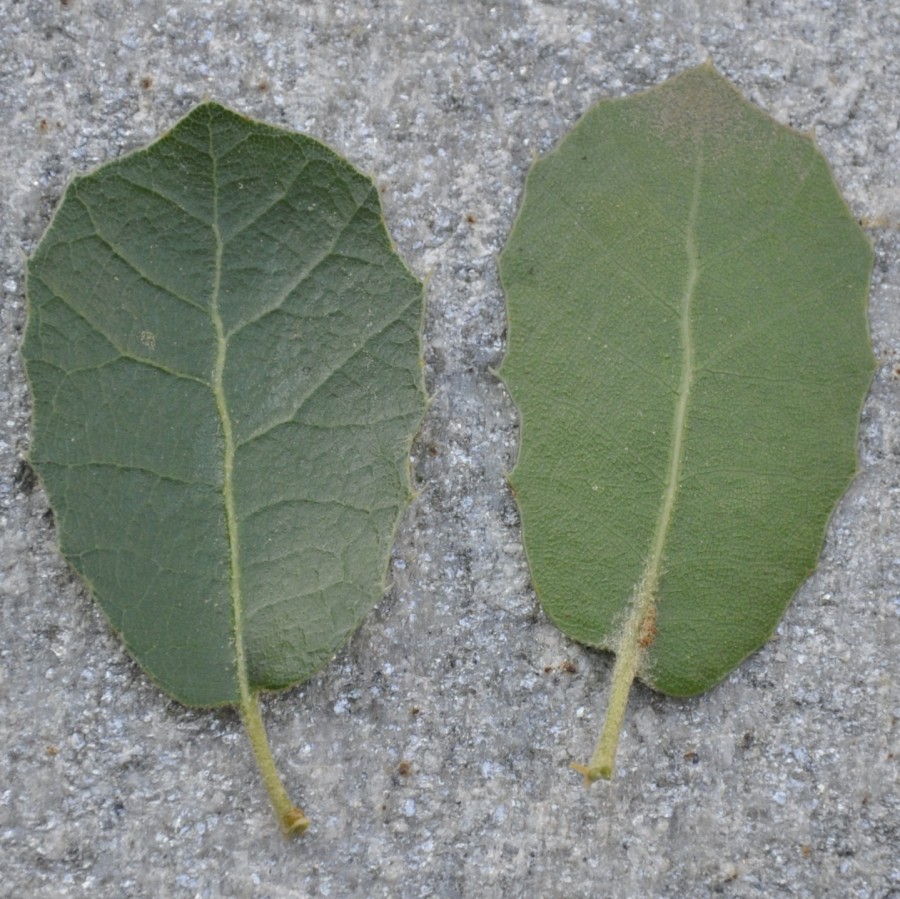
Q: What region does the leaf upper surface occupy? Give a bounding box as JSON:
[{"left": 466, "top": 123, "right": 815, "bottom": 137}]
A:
[
  {"left": 499, "top": 65, "right": 873, "bottom": 697},
  {"left": 24, "top": 103, "right": 425, "bottom": 707}
]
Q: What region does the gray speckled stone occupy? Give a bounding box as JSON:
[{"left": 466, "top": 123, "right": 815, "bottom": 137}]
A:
[{"left": 1, "top": 2, "right": 897, "bottom": 897}]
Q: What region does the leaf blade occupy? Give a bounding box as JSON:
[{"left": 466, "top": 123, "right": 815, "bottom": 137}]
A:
[
  {"left": 24, "top": 102, "right": 425, "bottom": 716},
  {"left": 499, "top": 61, "right": 873, "bottom": 733}
]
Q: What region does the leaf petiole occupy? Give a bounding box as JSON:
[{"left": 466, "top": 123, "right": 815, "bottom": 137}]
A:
[
  {"left": 571, "top": 631, "right": 641, "bottom": 783},
  {"left": 239, "top": 693, "right": 309, "bottom": 836}
]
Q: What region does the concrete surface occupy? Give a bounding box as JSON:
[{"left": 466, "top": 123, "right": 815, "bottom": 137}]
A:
[{"left": 1, "top": 1, "right": 898, "bottom": 897}]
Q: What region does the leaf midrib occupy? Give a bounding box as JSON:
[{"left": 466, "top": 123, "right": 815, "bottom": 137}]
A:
[
  {"left": 625, "top": 156, "right": 704, "bottom": 669},
  {"left": 207, "top": 136, "right": 251, "bottom": 706},
  {"left": 649, "top": 158, "right": 702, "bottom": 594},
  {"left": 573, "top": 156, "right": 705, "bottom": 779}
]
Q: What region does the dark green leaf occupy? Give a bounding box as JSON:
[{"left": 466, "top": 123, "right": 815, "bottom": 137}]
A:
[{"left": 24, "top": 103, "right": 425, "bottom": 831}]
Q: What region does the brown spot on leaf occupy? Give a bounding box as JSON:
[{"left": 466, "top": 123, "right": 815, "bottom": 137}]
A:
[{"left": 638, "top": 607, "right": 657, "bottom": 648}]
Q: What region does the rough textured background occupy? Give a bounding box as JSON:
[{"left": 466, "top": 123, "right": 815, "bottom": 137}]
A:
[{"left": 1, "top": 2, "right": 898, "bottom": 897}]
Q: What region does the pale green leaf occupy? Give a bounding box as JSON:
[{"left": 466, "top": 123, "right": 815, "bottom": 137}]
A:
[
  {"left": 23, "top": 102, "right": 425, "bottom": 831},
  {"left": 498, "top": 64, "right": 873, "bottom": 780}
]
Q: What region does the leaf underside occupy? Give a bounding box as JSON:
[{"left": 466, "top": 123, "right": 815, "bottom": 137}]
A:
[
  {"left": 24, "top": 103, "right": 425, "bottom": 709},
  {"left": 499, "top": 64, "right": 873, "bottom": 698}
]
